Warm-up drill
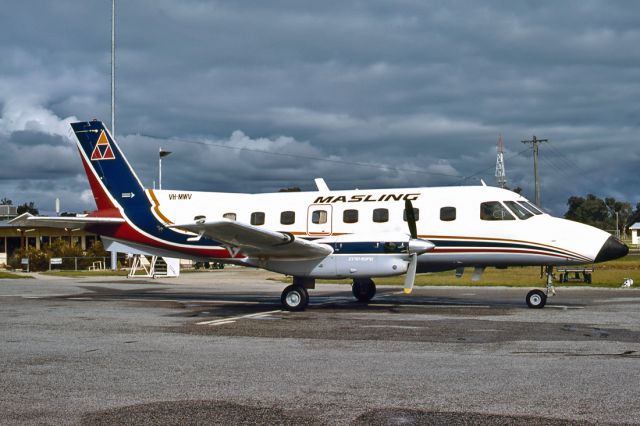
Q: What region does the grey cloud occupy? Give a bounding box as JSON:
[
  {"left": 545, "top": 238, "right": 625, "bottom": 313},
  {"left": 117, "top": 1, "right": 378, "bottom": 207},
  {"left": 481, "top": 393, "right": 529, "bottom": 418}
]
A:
[{"left": 0, "top": 0, "right": 638, "bottom": 216}]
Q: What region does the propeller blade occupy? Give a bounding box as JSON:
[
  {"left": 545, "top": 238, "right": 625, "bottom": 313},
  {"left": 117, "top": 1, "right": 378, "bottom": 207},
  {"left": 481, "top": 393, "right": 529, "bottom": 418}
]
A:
[
  {"left": 405, "top": 199, "right": 417, "bottom": 239},
  {"left": 403, "top": 253, "right": 418, "bottom": 294}
]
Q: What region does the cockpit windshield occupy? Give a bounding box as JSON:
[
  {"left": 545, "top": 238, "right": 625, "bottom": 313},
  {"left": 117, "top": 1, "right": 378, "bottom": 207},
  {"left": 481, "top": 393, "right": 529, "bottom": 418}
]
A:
[
  {"left": 480, "top": 201, "right": 515, "bottom": 221},
  {"left": 504, "top": 201, "right": 533, "bottom": 220},
  {"left": 518, "top": 201, "right": 543, "bottom": 215}
]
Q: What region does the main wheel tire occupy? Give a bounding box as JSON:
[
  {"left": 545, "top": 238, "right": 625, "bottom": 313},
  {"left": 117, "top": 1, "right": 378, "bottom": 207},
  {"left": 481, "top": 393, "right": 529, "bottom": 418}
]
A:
[
  {"left": 281, "top": 285, "right": 309, "bottom": 311},
  {"left": 526, "top": 289, "right": 547, "bottom": 309},
  {"left": 352, "top": 278, "right": 376, "bottom": 302}
]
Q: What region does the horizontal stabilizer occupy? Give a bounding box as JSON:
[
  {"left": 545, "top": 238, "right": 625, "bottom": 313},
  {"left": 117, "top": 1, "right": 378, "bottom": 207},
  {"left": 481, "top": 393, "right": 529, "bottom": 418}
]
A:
[
  {"left": 171, "top": 219, "right": 333, "bottom": 260},
  {"left": 9, "top": 213, "right": 124, "bottom": 230}
]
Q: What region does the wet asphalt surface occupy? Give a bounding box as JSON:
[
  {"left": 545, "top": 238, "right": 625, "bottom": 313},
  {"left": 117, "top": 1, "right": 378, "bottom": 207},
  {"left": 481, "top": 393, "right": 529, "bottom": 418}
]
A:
[{"left": 1, "top": 269, "right": 639, "bottom": 425}]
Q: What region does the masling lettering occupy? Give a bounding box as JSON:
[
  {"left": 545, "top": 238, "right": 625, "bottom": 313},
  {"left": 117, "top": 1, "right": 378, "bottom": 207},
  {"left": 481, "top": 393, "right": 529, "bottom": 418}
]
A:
[{"left": 314, "top": 193, "right": 419, "bottom": 204}]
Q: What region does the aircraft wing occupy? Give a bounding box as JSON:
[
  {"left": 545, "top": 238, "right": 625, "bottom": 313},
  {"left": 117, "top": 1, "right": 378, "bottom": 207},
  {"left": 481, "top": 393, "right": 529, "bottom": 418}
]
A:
[
  {"left": 171, "top": 220, "right": 333, "bottom": 260},
  {"left": 8, "top": 213, "right": 125, "bottom": 229}
]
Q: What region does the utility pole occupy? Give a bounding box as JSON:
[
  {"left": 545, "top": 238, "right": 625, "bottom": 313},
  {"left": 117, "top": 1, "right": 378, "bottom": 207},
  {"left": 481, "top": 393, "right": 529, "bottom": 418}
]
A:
[
  {"left": 109, "top": 0, "right": 117, "bottom": 272},
  {"left": 111, "top": 0, "right": 116, "bottom": 136},
  {"left": 521, "top": 135, "right": 548, "bottom": 206}
]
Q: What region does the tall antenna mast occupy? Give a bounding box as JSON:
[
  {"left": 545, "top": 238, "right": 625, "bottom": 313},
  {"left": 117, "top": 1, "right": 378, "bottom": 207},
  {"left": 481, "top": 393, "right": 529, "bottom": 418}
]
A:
[
  {"left": 111, "top": 0, "right": 116, "bottom": 135},
  {"left": 495, "top": 134, "right": 507, "bottom": 189}
]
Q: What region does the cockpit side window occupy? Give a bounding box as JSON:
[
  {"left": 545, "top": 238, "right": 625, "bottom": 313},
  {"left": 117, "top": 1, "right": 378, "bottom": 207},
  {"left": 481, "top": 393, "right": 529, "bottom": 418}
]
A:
[
  {"left": 480, "top": 202, "right": 515, "bottom": 221},
  {"left": 504, "top": 201, "right": 533, "bottom": 220},
  {"left": 518, "top": 201, "right": 543, "bottom": 215}
]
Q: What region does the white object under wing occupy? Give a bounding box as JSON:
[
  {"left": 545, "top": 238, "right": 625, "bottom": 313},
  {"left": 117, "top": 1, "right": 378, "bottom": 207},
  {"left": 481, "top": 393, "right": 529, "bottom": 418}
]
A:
[{"left": 171, "top": 220, "right": 333, "bottom": 260}]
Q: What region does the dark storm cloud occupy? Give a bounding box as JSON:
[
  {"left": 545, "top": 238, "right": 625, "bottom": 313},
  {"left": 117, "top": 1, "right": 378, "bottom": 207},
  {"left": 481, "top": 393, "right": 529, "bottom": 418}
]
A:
[{"left": 0, "top": 0, "right": 638, "bottom": 214}]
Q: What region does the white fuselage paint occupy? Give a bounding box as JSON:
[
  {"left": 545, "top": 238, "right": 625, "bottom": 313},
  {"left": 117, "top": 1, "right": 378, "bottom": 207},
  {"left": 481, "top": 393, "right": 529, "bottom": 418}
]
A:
[{"left": 138, "top": 185, "right": 609, "bottom": 278}]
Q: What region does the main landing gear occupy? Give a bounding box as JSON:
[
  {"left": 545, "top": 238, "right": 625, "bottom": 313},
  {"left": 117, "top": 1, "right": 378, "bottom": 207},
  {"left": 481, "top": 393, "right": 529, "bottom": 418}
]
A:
[
  {"left": 280, "top": 277, "right": 314, "bottom": 311},
  {"left": 352, "top": 278, "right": 376, "bottom": 303},
  {"left": 281, "top": 285, "right": 309, "bottom": 311},
  {"left": 280, "top": 277, "right": 378, "bottom": 311},
  {"left": 526, "top": 266, "right": 555, "bottom": 309}
]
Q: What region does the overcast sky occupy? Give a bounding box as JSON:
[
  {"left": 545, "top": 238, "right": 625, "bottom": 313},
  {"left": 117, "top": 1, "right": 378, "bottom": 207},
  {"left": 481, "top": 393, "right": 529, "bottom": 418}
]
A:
[{"left": 0, "top": 0, "right": 638, "bottom": 216}]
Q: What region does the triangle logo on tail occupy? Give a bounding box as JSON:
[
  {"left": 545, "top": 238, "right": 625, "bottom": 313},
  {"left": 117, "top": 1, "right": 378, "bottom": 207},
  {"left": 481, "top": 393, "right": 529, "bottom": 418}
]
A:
[{"left": 90, "top": 131, "right": 116, "bottom": 160}]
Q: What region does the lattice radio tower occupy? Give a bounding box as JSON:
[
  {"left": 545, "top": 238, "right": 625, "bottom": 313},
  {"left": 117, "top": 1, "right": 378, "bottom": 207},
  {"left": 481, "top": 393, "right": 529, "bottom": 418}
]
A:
[{"left": 495, "top": 134, "right": 507, "bottom": 188}]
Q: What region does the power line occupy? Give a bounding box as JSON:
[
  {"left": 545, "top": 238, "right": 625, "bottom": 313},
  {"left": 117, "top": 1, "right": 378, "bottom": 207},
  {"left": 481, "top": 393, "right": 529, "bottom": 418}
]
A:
[
  {"left": 134, "top": 132, "right": 532, "bottom": 186},
  {"left": 138, "top": 133, "right": 473, "bottom": 181},
  {"left": 539, "top": 155, "right": 576, "bottom": 182},
  {"left": 454, "top": 146, "right": 531, "bottom": 184}
]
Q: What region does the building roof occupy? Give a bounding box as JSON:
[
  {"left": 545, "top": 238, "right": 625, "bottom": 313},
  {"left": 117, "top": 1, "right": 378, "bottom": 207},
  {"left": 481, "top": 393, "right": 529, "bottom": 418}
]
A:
[
  {"left": 0, "top": 220, "right": 18, "bottom": 229},
  {"left": 630, "top": 222, "right": 640, "bottom": 230}
]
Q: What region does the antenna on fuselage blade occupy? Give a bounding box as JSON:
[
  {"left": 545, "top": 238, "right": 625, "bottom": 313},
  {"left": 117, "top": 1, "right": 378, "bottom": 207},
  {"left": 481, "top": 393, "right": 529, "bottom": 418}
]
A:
[{"left": 315, "top": 178, "right": 330, "bottom": 192}]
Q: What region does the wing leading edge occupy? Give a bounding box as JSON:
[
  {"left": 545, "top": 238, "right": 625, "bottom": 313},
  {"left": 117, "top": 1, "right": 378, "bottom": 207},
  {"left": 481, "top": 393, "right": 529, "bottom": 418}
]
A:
[{"left": 171, "top": 220, "right": 333, "bottom": 260}]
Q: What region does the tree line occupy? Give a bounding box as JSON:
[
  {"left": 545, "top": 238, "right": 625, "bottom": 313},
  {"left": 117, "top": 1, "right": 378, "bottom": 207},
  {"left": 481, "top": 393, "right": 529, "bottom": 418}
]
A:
[
  {"left": 0, "top": 198, "right": 39, "bottom": 215},
  {"left": 564, "top": 194, "right": 639, "bottom": 235}
]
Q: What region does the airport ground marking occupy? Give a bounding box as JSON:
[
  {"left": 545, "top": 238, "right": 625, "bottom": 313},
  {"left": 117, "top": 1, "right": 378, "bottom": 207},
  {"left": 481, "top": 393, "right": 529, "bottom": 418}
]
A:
[{"left": 197, "top": 309, "right": 284, "bottom": 326}]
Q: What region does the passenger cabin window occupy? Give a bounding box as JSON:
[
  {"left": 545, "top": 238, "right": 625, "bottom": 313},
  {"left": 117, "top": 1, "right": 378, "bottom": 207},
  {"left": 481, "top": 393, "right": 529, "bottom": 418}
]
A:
[
  {"left": 223, "top": 212, "right": 236, "bottom": 221},
  {"left": 343, "top": 209, "right": 359, "bottom": 224},
  {"left": 372, "top": 208, "right": 389, "bottom": 223},
  {"left": 518, "top": 201, "right": 543, "bottom": 215},
  {"left": 403, "top": 208, "right": 420, "bottom": 222},
  {"left": 280, "top": 211, "right": 295, "bottom": 225},
  {"left": 480, "top": 202, "right": 515, "bottom": 221},
  {"left": 504, "top": 201, "right": 533, "bottom": 220},
  {"left": 312, "top": 210, "right": 328, "bottom": 224},
  {"left": 250, "top": 212, "right": 265, "bottom": 226},
  {"left": 440, "top": 207, "right": 456, "bottom": 221}
]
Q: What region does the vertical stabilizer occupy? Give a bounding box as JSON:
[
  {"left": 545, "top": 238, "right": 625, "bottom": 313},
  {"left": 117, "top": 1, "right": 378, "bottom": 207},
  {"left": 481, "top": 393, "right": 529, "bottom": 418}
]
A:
[{"left": 71, "top": 120, "right": 149, "bottom": 215}]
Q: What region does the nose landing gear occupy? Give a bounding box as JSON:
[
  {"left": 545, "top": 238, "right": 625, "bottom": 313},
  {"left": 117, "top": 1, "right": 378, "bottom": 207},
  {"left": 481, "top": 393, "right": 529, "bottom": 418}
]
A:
[
  {"left": 526, "top": 289, "right": 547, "bottom": 308},
  {"left": 526, "top": 265, "right": 555, "bottom": 309}
]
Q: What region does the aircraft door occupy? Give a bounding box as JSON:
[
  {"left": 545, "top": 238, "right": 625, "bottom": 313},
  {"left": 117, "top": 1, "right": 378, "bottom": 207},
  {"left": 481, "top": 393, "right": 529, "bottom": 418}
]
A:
[{"left": 307, "top": 204, "right": 333, "bottom": 236}]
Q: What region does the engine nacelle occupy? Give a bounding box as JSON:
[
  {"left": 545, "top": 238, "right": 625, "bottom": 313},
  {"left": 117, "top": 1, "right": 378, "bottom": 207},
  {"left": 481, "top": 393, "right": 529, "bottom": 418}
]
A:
[
  {"left": 259, "top": 232, "right": 434, "bottom": 278},
  {"left": 265, "top": 253, "right": 410, "bottom": 278}
]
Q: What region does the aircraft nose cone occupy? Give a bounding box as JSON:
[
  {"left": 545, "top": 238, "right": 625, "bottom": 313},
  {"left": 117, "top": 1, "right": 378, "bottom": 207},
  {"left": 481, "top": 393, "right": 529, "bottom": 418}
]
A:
[{"left": 594, "top": 236, "right": 629, "bottom": 263}]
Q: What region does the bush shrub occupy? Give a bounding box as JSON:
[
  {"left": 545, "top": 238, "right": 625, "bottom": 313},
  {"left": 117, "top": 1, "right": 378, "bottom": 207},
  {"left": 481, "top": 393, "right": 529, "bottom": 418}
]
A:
[{"left": 8, "top": 239, "right": 112, "bottom": 272}]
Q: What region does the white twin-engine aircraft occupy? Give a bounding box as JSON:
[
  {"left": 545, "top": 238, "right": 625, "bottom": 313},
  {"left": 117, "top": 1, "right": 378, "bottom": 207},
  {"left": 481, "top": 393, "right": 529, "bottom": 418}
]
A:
[{"left": 25, "top": 120, "right": 629, "bottom": 310}]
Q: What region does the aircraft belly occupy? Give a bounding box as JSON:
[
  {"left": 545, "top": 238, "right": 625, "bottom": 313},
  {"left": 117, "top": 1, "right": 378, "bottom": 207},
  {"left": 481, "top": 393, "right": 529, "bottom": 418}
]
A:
[{"left": 418, "top": 251, "right": 584, "bottom": 271}]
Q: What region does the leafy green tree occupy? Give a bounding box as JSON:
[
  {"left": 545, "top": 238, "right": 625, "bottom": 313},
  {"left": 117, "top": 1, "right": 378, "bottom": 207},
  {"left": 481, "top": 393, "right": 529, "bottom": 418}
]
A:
[
  {"left": 564, "top": 194, "right": 609, "bottom": 228},
  {"left": 0, "top": 197, "right": 12, "bottom": 205},
  {"left": 16, "top": 202, "right": 39, "bottom": 215},
  {"left": 565, "top": 194, "right": 632, "bottom": 234},
  {"left": 604, "top": 197, "right": 632, "bottom": 235},
  {"left": 627, "top": 202, "right": 640, "bottom": 227}
]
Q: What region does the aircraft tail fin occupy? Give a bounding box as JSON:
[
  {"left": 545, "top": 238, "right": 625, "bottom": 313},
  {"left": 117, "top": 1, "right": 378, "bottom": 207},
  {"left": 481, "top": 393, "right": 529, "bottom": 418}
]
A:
[{"left": 70, "top": 120, "right": 150, "bottom": 216}]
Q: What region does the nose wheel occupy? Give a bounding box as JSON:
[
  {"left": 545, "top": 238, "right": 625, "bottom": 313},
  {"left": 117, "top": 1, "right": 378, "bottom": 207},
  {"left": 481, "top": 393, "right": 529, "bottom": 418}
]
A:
[
  {"left": 526, "top": 266, "right": 554, "bottom": 308},
  {"left": 526, "top": 289, "right": 547, "bottom": 308}
]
